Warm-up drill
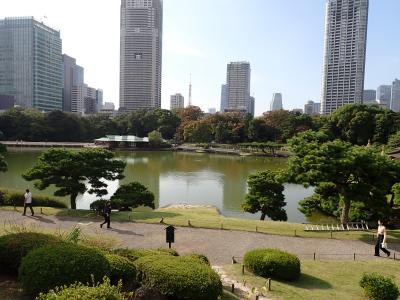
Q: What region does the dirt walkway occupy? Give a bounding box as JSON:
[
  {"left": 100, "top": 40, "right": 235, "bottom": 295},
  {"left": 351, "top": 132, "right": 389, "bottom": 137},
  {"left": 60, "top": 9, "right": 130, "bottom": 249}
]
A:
[{"left": 1, "top": 210, "right": 397, "bottom": 264}]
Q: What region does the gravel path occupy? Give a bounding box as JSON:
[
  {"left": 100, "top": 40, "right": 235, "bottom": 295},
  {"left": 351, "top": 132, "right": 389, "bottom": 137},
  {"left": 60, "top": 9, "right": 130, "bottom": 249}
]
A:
[{"left": 1, "top": 210, "right": 398, "bottom": 264}]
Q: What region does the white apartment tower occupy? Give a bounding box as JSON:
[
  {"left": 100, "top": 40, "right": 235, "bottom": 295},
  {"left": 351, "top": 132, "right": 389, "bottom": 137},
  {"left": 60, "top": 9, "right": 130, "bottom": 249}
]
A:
[
  {"left": 226, "top": 62, "right": 251, "bottom": 113},
  {"left": 321, "top": 0, "right": 369, "bottom": 115},
  {"left": 170, "top": 93, "right": 184, "bottom": 110},
  {"left": 120, "top": 0, "right": 163, "bottom": 111}
]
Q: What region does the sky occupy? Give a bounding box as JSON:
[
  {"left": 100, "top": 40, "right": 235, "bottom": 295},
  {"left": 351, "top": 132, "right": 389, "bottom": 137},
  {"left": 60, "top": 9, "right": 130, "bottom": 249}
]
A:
[{"left": 1, "top": 0, "right": 400, "bottom": 116}]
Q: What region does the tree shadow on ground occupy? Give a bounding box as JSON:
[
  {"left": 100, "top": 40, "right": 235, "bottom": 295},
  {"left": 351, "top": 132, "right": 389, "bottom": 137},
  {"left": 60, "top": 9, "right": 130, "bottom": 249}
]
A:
[
  {"left": 282, "top": 273, "right": 332, "bottom": 290},
  {"left": 107, "top": 228, "right": 144, "bottom": 236}
]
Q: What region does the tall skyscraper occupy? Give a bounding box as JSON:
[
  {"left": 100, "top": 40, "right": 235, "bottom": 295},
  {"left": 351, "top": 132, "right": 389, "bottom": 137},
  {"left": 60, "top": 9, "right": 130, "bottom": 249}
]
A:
[
  {"left": 304, "top": 100, "right": 321, "bottom": 115},
  {"left": 62, "top": 54, "right": 84, "bottom": 112},
  {"left": 363, "top": 89, "right": 376, "bottom": 104},
  {"left": 321, "top": 0, "right": 369, "bottom": 115},
  {"left": 390, "top": 79, "right": 400, "bottom": 113},
  {"left": 248, "top": 96, "right": 255, "bottom": 116},
  {"left": 377, "top": 85, "right": 392, "bottom": 109},
  {"left": 226, "top": 62, "right": 251, "bottom": 113},
  {"left": 220, "top": 84, "right": 228, "bottom": 112},
  {"left": 270, "top": 93, "right": 283, "bottom": 111},
  {"left": 72, "top": 84, "right": 97, "bottom": 115},
  {"left": 0, "top": 17, "right": 62, "bottom": 112},
  {"left": 170, "top": 93, "right": 184, "bottom": 110},
  {"left": 120, "top": 0, "right": 163, "bottom": 111}
]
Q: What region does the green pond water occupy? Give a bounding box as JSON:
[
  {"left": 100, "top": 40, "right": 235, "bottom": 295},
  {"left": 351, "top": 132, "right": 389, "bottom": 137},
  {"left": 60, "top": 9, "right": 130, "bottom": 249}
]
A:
[{"left": 0, "top": 148, "right": 333, "bottom": 223}]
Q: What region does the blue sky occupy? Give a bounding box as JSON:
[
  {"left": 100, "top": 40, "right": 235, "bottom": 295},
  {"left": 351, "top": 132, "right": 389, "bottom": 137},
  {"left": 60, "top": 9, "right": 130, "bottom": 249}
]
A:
[{"left": 1, "top": 0, "right": 400, "bottom": 115}]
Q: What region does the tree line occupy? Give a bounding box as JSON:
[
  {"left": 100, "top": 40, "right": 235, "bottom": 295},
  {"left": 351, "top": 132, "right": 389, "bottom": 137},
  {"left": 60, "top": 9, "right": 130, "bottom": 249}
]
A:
[{"left": 2, "top": 104, "right": 400, "bottom": 146}]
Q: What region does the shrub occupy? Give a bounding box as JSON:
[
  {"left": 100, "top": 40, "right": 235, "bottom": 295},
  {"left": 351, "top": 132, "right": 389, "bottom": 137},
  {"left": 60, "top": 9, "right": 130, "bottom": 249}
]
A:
[
  {"left": 243, "top": 248, "right": 301, "bottom": 281},
  {"left": 0, "top": 188, "right": 66, "bottom": 208},
  {"left": 106, "top": 254, "right": 137, "bottom": 288},
  {"left": 113, "top": 248, "right": 178, "bottom": 262},
  {"left": 135, "top": 255, "right": 222, "bottom": 300},
  {"left": 360, "top": 273, "right": 399, "bottom": 300},
  {"left": 36, "top": 277, "right": 130, "bottom": 300},
  {"left": 19, "top": 243, "right": 110, "bottom": 295},
  {"left": 183, "top": 253, "right": 210, "bottom": 266},
  {"left": 0, "top": 232, "right": 61, "bottom": 275},
  {"left": 90, "top": 199, "right": 119, "bottom": 213}
]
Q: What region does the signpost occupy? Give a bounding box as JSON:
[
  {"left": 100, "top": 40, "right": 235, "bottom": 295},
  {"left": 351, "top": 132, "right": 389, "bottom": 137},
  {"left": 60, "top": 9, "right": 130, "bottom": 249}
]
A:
[{"left": 165, "top": 225, "right": 176, "bottom": 249}]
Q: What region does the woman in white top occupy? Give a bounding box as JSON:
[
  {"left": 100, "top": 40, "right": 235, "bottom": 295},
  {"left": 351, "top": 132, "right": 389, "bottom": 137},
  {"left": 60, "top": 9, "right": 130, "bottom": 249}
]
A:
[{"left": 374, "top": 220, "right": 390, "bottom": 257}]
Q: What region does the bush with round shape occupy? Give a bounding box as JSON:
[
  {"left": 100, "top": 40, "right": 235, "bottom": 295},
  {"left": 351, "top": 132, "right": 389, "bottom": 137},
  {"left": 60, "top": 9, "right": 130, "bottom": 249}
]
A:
[
  {"left": 113, "top": 248, "right": 178, "bottom": 262},
  {"left": 360, "top": 273, "right": 399, "bottom": 300},
  {"left": 106, "top": 254, "right": 137, "bottom": 288},
  {"left": 19, "top": 243, "right": 110, "bottom": 295},
  {"left": 135, "top": 255, "right": 222, "bottom": 300},
  {"left": 36, "top": 277, "right": 129, "bottom": 300},
  {"left": 0, "top": 232, "right": 61, "bottom": 275},
  {"left": 243, "top": 248, "right": 301, "bottom": 281},
  {"left": 183, "top": 253, "right": 210, "bottom": 266}
]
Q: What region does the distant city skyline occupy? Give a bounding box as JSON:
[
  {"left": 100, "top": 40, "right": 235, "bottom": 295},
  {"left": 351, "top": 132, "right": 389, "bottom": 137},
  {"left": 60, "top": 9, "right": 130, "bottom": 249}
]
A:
[{"left": 1, "top": 1, "right": 400, "bottom": 115}]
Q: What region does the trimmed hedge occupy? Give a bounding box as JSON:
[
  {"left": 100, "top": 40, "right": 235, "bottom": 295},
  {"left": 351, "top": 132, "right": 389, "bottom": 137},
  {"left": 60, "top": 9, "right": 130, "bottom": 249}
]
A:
[
  {"left": 106, "top": 254, "right": 137, "bottom": 288},
  {"left": 36, "top": 278, "right": 129, "bottom": 300},
  {"left": 0, "top": 188, "right": 67, "bottom": 208},
  {"left": 113, "top": 248, "right": 178, "bottom": 262},
  {"left": 183, "top": 253, "right": 210, "bottom": 266},
  {"left": 360, "top": 273, "right": 399, "bottom": 300},
  {"left": 135, "top": 255, "right": 222, "bottom": 300},
  {"left": 0, "top": 232, "right": 61, "bottom": 275},
  {"left": 19, "top": 243, "right": 110, "bottom": 295},
  {"left": 243, "top": 248, "right": 301, "bottom": 281}
]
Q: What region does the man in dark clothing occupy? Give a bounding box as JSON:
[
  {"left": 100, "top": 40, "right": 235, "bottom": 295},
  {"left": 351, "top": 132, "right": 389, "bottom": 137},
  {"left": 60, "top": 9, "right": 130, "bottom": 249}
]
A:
[
  {"left": 100, "top": 202, "right": 112, "bottom": 229},
  {"left": 23, "top": 189, "right": 34, "bottom": 216}
]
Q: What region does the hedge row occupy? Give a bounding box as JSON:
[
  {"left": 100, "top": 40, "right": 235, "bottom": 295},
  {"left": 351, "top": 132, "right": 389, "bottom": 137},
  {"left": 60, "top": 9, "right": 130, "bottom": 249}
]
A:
[
  {"left": 113, "top": 248, "right": 179, "bottom": 262},
  {"left": 243, "top": 248, "right": 301, "bottom": 281},
  {"left": 135, "top": 255, "right": 222, "bottom": 300},
  {"left": 0, "top": 232, "right": 61, "bottom": 275},
  {"left": 0, "top": 188, "right": 67, "bottom": 208}
]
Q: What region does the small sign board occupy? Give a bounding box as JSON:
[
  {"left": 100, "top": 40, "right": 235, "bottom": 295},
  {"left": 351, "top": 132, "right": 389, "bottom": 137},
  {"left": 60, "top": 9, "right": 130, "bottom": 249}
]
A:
[{"left": 165, "top": 225, "right": 176, "bottom": 248}]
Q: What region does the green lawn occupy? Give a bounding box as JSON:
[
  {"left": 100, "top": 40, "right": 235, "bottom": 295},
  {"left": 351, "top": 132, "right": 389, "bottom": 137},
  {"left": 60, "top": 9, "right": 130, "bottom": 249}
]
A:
[
  {"left": 1, "top": 206, "right": 399, "bottom": 243},
  {"left": 224, "top": 260, "right": 400, "bottom": 300}
]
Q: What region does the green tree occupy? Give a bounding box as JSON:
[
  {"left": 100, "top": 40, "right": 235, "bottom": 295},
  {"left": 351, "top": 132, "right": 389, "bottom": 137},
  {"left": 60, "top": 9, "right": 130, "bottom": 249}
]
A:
[
  {"left": 148, "top": 130, "right": 163, "bottom": 148},
  {"left": 287, "top": 131, "right": 400, "bottom": 224},
  {"left": 0, "top": 143, "right": 7, "bottom": 173},
  {"left": 248, "top": 119, "right": 275, "bottom": 142},
  {"left": 23, "top": 148, "right": 126, "bottom": 209},
  {"left": 111, "top": 182, "right": 155, "bottom": 211},
  {"left": 183, "top": 120, "right": 213, "bottom": 143},
  {"left": 242, "top": 171, "right": 287, "bottom": 221}
]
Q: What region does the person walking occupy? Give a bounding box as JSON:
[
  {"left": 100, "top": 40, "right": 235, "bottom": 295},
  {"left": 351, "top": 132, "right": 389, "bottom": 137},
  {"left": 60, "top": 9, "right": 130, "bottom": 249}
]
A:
[
  {"left": 100, "top": 201, "right": 111, "bottom": 229},
  {"left": 374, "top": 220, "right": 390, "bottom": 257},
  {"left": 23, "top": 189, "right": 34, "bottom": 216}
]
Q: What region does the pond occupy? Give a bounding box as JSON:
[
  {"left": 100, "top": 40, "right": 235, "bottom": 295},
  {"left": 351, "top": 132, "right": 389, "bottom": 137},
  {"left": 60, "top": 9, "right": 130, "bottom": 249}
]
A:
[{"left": 0, "top": 148, "right": 331, "bottom": 223}]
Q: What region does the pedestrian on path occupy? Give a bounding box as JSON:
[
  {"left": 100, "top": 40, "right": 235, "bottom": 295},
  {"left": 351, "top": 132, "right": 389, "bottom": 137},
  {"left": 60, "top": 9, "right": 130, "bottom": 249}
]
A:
[
  {"left": 100, "top": 201, "right": 111, "bottom": 229},
  {"left": 374, "top": 220, "right": 390, "bottom": 257},
  {"left": 23, "top": 189, "right": 34, "bottom": 216}
]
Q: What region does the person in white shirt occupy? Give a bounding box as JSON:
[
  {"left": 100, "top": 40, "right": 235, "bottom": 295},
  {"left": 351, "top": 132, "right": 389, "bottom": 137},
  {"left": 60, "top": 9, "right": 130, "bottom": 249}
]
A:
[
  {"left": 23, "top": 189, "right": 34, "bottom": 216},
  {"left": 375, "top": 220, "right": 390, "bottom": 257}
]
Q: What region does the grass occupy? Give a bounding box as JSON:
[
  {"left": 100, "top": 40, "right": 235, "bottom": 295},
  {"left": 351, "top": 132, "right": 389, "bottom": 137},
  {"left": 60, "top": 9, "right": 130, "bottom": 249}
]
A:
[
  {"left": 224, "top": 260, "right": 400, "bottom": 300},
  {"left": 1, "top": 205, "right": 400, "bottom": 243}
]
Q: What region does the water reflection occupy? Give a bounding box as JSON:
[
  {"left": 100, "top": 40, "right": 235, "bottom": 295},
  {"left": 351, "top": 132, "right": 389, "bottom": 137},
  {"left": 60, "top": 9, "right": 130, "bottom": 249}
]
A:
[{"left": 1, "top": 149, "right": 317, "bottom": 223}]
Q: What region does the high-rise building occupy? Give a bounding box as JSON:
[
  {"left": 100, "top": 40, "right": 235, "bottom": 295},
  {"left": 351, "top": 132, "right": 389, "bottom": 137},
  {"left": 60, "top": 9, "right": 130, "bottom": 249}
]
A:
[
  {"left": 321, "top": 0, "right": 369, "bottom": 115},
  {"left": 248, "top": 96, "right": 255, "bottom": 116},
  {"left": 391, "top": 79, "right": 400, "bottom": 113},
  {"left": 72, "top": 84, "right": 97, "bottom": 115},
  {"left": 0, "top": 17, "right": 62, "bottom": 112},
  {"left": 270, "top": 93, "right": 283, "bottom": 111},
  {"left": 96, "top": 89, "right": 103, "bottom": 111},
  {"left": 363, "top": 89, "right": 376, "bottom": 104},
  {"left": 220, "top": 84, "right": 228, "bottom": 112},
  {"left": 226, "top": 62, "right": 251, "bottom": 113},
  {"left": 62, "top": 54, "right": 84, "bottom": 112},
  {"left": 377, "top": 85, "right": 392, "bottom": 109},
  {"left": 120, "top": 0, "right": 163, "bottom": 111},
  {"left": 208, "top": 108, "right": 217, "bottom": 114},
  {"left": 103, "top": 102, "right": 115, "bottom": 110},
  {"left": 304, "top": 101, "right": 321, "bottom": 115},
  {"left": 170, "top": 93, "right": 184, "bottom": 110}
]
